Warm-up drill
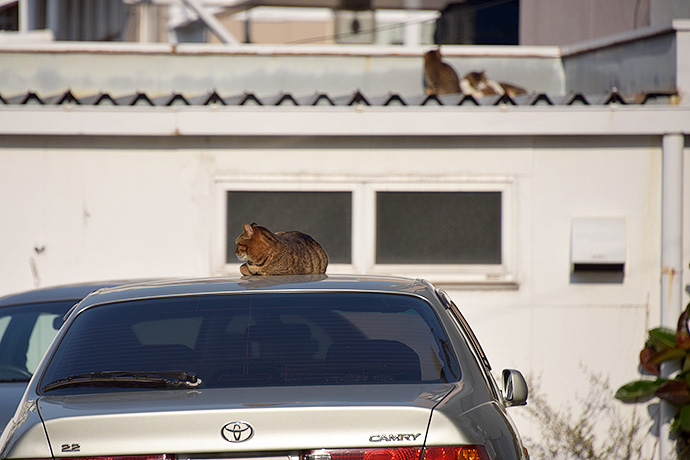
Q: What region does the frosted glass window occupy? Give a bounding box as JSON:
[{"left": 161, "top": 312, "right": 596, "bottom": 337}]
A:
[
  {"left": 226, "top": 191, "right": 352, "bottom": 264},
  {"left": 376, "top": 191, "right": 501, "bottom": 264}
]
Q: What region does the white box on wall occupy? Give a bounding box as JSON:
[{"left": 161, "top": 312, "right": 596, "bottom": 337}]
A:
[{"left": 571, "top": 218, "right": 626, "bottom": 270}]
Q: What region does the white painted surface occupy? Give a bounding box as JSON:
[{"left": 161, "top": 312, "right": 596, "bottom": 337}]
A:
[
  {"left": 0, "top": 24, "right": 689, "bottom": 457},
  {"left": 571, "top": 218, "right": 627, "bottom": 265},
  {"left": 1, "top": 105, "right": 689, "bottom": 136},
  {"left": 0, "top": 43, "right": 563, "bottom": 97},
  {"left": 0, "top": 130, "right": 682, "bottom": 440}
]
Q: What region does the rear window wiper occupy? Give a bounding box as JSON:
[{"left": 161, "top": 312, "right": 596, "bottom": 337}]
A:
[{"left": 42, "top": 371, "right": 202, "bottom": 392}]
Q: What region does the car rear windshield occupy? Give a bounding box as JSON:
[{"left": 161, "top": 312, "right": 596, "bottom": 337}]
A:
[{"left": 40, "top": 292, "right": 460, "bottom": 392}]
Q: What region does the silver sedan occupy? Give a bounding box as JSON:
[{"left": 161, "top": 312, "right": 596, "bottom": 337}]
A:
[{"left": 0, "top": 275, "right": 528, "bottom": 460}]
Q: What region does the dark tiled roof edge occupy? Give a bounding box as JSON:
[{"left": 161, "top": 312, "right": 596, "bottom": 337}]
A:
[{"left": 0, "top": 89, "right": 679, "bottom": 107}]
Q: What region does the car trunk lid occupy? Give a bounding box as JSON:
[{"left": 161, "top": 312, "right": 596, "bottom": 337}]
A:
[{"left": 38, "top": 384, "right": 456, "bottom": 457}]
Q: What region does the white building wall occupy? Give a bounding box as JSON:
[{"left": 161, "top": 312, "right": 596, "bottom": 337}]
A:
[
  {"left": 0, "top": 132, "right": 678, "bottom": 453},
  {"left": 451, "top": 138, "right": 664, "bottom": 444},
  {"left": 1, "top": 143, "right": 214, "bottom": 287}
]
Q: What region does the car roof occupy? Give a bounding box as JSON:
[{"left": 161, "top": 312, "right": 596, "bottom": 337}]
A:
[
  {"left": 74, "top": 275, "right": 438, "bottom": 311},
  {"left": 0, "top": 280, "right": 155, "bottom": 307}
]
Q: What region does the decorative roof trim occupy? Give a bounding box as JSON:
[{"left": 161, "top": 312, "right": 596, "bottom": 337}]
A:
[{"left": 0, "top": 89, "right": 676, "bottom": 108}]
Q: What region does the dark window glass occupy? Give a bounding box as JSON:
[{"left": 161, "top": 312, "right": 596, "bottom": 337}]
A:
[
  {"left": 434, "top": 0, "right": 518, "bottom": 45},
  {"left": 226, "top": 191, "right": 352, "bottom": 264},
  {"left": 40, "top": 293, "right": 460, "bottom": 393},
  {"left": 376, "top": 191, "right": 501, "bottom": 264},
  {"left": 0, "top": 4, "right": 19, "bottom": 32},
  {"left": 0, "top": 301, "right": 74, "bottom": 381}
]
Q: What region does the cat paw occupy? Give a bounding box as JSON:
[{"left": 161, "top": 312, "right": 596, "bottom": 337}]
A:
[{"left": 240, "top": 264, "right": 252, "bottom": 276}]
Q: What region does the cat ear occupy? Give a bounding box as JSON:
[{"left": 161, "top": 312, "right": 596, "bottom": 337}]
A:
[{"left": 243, "top": 223, "right": 254, "bottom": 236}]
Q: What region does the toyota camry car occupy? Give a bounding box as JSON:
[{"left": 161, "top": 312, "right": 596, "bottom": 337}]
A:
[
  {"left": 0, "top": 280, "right": 151, "bottom": 430},
  {"left": 0, "top": 275, "right": 529, "bottom": 460}
]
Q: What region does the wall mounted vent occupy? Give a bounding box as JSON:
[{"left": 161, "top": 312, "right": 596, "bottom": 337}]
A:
[{"left": 571, "top": 218, "right": 626, "bottom": 273}]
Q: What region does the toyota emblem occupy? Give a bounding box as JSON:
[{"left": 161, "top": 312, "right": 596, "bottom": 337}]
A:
[{"left": 222, "top": 421, "right": 254, "bottom": 443}]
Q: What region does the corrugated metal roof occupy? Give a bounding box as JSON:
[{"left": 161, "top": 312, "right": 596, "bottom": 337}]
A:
[{"left": 0, "top": 89, "right": 678, "bottom": 107}]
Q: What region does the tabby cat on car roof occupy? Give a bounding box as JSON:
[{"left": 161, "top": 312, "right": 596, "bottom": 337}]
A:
[{"left": 235, "top": 223, "right": 328, "bottom": 276}]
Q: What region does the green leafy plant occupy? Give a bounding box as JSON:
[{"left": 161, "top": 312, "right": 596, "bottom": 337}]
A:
[{"left": 615, "top": 301, "right": 690, "bottom": 433}]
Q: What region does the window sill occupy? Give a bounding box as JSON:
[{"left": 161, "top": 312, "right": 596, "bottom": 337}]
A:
[{"left": 219, "top": 263, "right": 517, "bottom": 289}]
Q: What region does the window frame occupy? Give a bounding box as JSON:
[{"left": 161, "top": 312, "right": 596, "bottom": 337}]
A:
[
  {"left": 215, "top": 180, "right": 361, "bottom": 276},
  {"left": 215, "top": 177, "right": 516, "bottom": 286}
]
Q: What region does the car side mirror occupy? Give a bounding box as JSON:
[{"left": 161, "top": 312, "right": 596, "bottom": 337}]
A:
[{"left": 502, "top": 369, "right": 528, "bottom": 406}]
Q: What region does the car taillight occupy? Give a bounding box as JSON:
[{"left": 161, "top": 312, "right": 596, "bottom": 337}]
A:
[
  {"left": 303, "top": 446, "right": 490, "bottom": 460},
  {"left": 303, "top": 448, "right": 422, "bottom": 460},
  {"left": 423, "top": 447, "right": 490, "bottom": 460}
]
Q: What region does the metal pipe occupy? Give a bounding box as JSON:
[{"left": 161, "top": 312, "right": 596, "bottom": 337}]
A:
[
  {"left": 46, "top": 0, "right": 60, "bottom": 39},
  {"left": 139, "top": 1, "right": 152, "bottom": 43},
  {"left": 659, "top": 132, "right": 685, "bottom": 460},
  {"left": 19, "top": 0, "right": 29, "bottom": 33},
  {"left": 180, "top": 0, "right": 240, "bottom": 44}
]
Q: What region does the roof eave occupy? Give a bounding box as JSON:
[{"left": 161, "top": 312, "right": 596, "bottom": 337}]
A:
[{"left": 0, "top": 104, "right": 688, "bottom": 137}]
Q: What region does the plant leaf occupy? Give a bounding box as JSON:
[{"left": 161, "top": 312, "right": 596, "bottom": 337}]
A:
[
  {"left": 640, "top": 345, "right": 661, "bottom": 375},
  {"left": 678, "top": 305, "right": 690, "bottom": 350},
  {"left": 680, "top": 405, "right": 690, "bottom": 432},
  {"left": 651, "top": 347, "right": 688, "bottom": 365},
  {"left": 615, "top": 379, "right": 667, "bottom": 403},
  {"left": 655, "top": 380, "right": 690, "bottom": 406},
  {"left": 649, "top": 327, "right": 677, "bottom": 350},
  {"left": 672, "top": 413, "right": 682, "bottom": 433}
]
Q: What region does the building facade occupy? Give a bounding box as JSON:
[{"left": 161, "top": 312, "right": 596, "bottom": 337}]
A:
[{"left": 1, "top": 20, "right": 689, "bottom": 459}]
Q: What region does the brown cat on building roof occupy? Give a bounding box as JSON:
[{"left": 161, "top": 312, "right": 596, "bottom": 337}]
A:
[
  {"left": 460, "top": 70, "right": 528, "bottom": 99},
  {"left": 423, "top": 48, "right": 461, "bottom": 96},
  {"left": 235, "top": 223, "right": 328, "bottom": 276}
]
